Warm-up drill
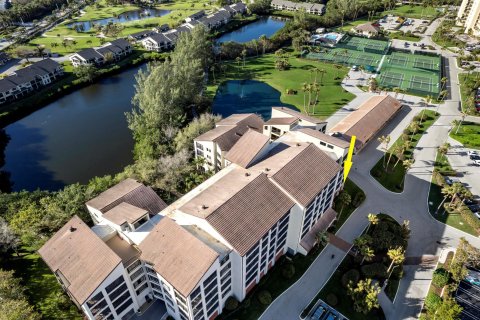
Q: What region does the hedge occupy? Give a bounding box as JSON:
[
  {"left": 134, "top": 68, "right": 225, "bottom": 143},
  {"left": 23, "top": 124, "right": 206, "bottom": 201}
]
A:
[
  {"left": 457, "top": 203, "right": 480, "bottom": 234},
  {"left": 257, "top": 290, "right": 272, "bottom": 306},
  {"left": 341, "top": 269, "right": 360, "bottom": 288},
  {"left": 432, "top": 268, "right": 450, "bottom": 288},
  {"left": 425, "top": 292, "right": 442, "bottom": 310},
  {"left": 361, "top": 263, "right": 388, "bottom": 279},
  {"left": 225, "top": 297, "right": 239, "bottom": 311}
]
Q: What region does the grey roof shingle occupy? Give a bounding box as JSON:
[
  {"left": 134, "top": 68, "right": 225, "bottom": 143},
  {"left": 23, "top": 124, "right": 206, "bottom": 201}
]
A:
[{"left": 75, "top": 48, "right": 103, "bottom": 60}]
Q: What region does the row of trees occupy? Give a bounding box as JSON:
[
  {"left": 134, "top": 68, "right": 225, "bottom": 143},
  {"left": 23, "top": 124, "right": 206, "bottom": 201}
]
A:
[{"left": 0, "top": 0, "right": 68, "bottom": 26}]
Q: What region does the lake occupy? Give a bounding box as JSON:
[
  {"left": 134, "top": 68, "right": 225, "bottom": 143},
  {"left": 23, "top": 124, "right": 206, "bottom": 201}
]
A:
[
  {"left": 216, "top": 16, "right": 286, "bottom": 43},
  {"left": 67, "top": 8, "right": 171, "bottom": 32},
  {"left": 212, "top": 80, "right": 294, "bottom": 119},
  {"left": 0, "top": 65, "right": 144, "bottom": 192}
]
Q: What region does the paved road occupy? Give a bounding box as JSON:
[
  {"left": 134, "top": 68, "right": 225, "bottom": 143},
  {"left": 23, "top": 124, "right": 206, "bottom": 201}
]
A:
[{"left": 260, "top": 19, "right": 480, "bottom": 320}]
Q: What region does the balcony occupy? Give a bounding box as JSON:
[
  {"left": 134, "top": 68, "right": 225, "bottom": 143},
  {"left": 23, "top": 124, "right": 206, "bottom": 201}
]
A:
[{"left": 299, "top": 207, "right": 337, "bottom": 253}]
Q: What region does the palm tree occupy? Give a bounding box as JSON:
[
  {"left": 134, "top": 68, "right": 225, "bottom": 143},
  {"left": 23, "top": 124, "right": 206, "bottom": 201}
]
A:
[
  {"left": 378, "top": 135, "right": 391, "bottom": 169},
  {"left": 420, "top": 95, "right": 432, "bottom": 122},
  {"left": 408, "top": 121, "right": 421, "bottom": 144},
  {"left": 259, "top": 35, "right": 268, "bottom": 55},
  {"left": 235, "top": 56, "right": 242, "bottom": 76},
  {"left": 451, "top": 119, "right": 460, "bottom": 134},
  {"left": 311, "top": 82, "right": 321, "bottom": 114},
  {"left": 455, "top": 112, "right": 467, "bottom": 134},
  {"left": 402, "top": 159, "right": 414, "bottom": 185},
  {"left": 387, "top": 246, "right": 405, "bottom": 274},
  {"left": 354, "top": 235, "right": 374, "bottom": 264},
  {"left": 301, "top": 82, "right": 309, "bottom": 114},
  {"left": 366, "top": 213, "right": 379, "bottom": 234},
  {"left": 337, "top": 191, "right": 351, "bottom": 216},
  {"left": 388, "top": 143, "right": 403, "bottom": 166},
  {"left": 368, "top": 77, "right": 378, "bottom": 92},
  {"left": 241, "top": 48, "right": 247, "bottom": 68},
  {"left": 315, "top": 231, "right": 329, "bottom": 247},
  {"left": 438, "top": 142, "right": 450, "bottom": 161},
  {"left": 440, "top": 76, "right": 448, "bottom": 92}
]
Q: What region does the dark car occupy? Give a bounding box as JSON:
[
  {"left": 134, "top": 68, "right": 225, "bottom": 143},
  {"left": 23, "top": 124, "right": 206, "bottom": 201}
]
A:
[
  {"left": 467, "top": 204, "right": 480, "bottom": 212},
  {"left": 470, "top": 155, "right": 480, "bottom": 160}
]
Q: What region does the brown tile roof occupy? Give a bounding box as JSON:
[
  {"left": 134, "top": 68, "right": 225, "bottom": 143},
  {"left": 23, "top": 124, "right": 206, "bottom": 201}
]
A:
[
  {"left": 195, "top": 114, "right": 264, "bottom": 151},
  {"left": 205, "top": 174, "right": 295, "bottom": 256},
  {"left": 103, "top": 202, "right": 149, "bottom": 226},
  {"left": 225, "top": 130, "right": 270, "bottom": 168},
  {"left": 139, "top": 217, "right": 218, "bottom": 297},
  {"left": 38, "top": 216, "right": 121, "bottom": 305},
  {"left": 297, "top": 128, "right": 350, "bottom": 148},
  {"left": 86, "top": 178, "right": 167, "bottom": 215},
  {"left": 328, "top": 95, "right": 401, "bottom": 148},
  {"left": 272, "top": 144, "right": 342, "bottom": 207},
  {"left": 265, "top": 117, "right": 298, "bottom": 125},
  {"left": 355, "top": 22, "right": 380, "bottom": 33},
  {"left": 272, "top": 107, "right": 327, "bottom": 124}
]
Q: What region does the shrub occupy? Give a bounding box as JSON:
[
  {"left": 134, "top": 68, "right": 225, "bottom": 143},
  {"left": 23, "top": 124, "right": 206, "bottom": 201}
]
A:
[
  {"left": 326, "top": 293, "right": 338, "bottom": 306},
  {"left": 352, "top": 192, "right": 365, "bottom": 207},
  {"left": 457, "top": 203, "right": 480, "bottom": 233},
  {"left": 432, "top": 268, "right": 450, "bottom": 287},
  {"left": 225, "top": 297, "right": 239, "bottom": 311},
  {"left": 425, "top": 292, "right": 442, "bottom": 310},
  {"left": 361, "top": 263, "right": 388, "bottom": 279},
  {"left": 372, "top": 169, "right": 382, "bottom": 178},
  {"left": 282, "top": 263, "right": 295, "bottom": 279},
  {"left": 257, "top": 290, "right": 272, "bottom": 305},
  {"left": 341, "top": 269, "right": 360, "bottom": 288}
]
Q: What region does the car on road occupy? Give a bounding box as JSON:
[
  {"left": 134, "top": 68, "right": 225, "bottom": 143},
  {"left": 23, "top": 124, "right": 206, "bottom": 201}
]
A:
[
  {"left": 472, "top": 158, "right": 480, "bottom": 166},
  {"left": 475, "top": 212, "right": 480, "bottom": 219},
  {"left": 468, "top": 150, "right": 480, "bottom": 157},
  {"left": 467, "top": 204, "right": 480, "bottom": 212},
  {"left": 351, "top": 65, "right": 359, "bottom": 71}
]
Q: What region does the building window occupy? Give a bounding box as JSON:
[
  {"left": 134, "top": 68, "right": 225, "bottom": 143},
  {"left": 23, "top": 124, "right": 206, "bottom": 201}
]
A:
[
  {"left": 135, "top": 283, "right": 148, "bottom": 295},
  {"left": 87, "top": 292, "right": 104, "bottom": 307},
  {"left": 115, "top": 298, "right": 133, "bottom": 315},
  {"left": 132, "top": 215, "right": 148, "bottom": 230},
  {"left": 105, "top": 276, "right": 125, "bottom": 294},
  {"left": 108, "top": 283, "right": 128, "bottom": 302}
]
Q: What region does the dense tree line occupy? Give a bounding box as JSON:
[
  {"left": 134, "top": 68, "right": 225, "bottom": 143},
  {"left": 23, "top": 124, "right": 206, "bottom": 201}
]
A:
[
  {"left": 0, "top": 0, "right": 68, "bottom": 25},
  {"left": 0, "top": 269, "right": 40, "bottom": 320}
]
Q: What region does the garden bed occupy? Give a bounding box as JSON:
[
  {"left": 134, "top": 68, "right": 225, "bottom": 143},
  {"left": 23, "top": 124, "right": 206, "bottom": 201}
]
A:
[{"left": 371, "top": 110, "right": 440, "bottom": 192}]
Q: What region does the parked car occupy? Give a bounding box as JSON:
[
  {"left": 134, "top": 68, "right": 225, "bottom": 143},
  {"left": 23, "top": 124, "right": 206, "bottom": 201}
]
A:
[
  {"left": 467, "top": 204, "right": 480, "bottom": 212},
  {"left": 466, "top": 269, "right": 480, "bottom": 286},
  {"left": 473, "top": 158, "right": 480, "bottom": 166},
  {"left": 444, "top": 176, "right": 453, "bottom": 185},
  {"left": 475, "top": 212, "right": 480, "bottom": 219},
  {"left": 464, "top": 198, "right": 478, "bottom": 206},
  {"left": 468, "top": 150, "right": 480, "bottom": 157}
]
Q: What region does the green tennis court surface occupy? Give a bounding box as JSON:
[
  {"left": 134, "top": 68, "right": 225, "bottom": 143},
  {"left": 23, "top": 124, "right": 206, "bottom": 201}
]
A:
[{"left": 304, "top": 35, "right": 442, "bottom": 97}]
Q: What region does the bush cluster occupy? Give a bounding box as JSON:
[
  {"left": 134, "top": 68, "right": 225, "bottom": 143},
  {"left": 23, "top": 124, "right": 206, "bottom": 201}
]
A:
[
  {"left": 425, "top": 292, "right": 442, "bottom": 310},
  {"left": 432, "top": 268, "right": 450, "bottom": 288},
  {"left": 361, "top": 263, "right": 388, "bottom": 279},
  {"left": 341, "top": 269, "right": 360, "bottom": 288},
  {"left": 225, "top": 297, "right": 239, "bottom": 311},
  {"left": 257, "top": 290, "right": 272, "bottom": 305},
  {"left": 282, "top": 264, "right": 295, "bottom": 279}
]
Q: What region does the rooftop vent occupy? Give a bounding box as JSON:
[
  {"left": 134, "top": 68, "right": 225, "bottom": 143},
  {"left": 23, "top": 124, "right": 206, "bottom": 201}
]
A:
[
  {"left": 69, "top": 226, "right": 77, "bottom": 232},
  {"left": 296, "top": 143, "right": 301, "bottom": 146},
  {"left": 265, "top": 168, "right": 270, "bottom": 172},
  {"left": 245, "top": 172, "right": 251, "bottom": 177},
  {"left": 201, "top": 204, "right": 209, "bottom": 210}
]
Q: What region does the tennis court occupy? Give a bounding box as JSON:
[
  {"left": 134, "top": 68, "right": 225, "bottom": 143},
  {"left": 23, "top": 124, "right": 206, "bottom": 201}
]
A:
[
  {"left": 379, "top": 50, "right": 442, "bottom": 96},
  {"left": 305, "top": 36, "right": 387, "bottom": 70}
]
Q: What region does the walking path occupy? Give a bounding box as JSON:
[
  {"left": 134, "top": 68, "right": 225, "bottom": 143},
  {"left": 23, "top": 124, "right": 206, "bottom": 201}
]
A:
[{"left": 260, "top": 19, "right": 480, "bottom": 320}]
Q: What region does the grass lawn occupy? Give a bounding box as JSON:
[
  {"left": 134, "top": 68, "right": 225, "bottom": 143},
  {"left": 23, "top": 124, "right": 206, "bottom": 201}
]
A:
[
  {"left": 428, "top": 156, "right": 477, "bottom": 236},
  {"left": 1, "top": 248, "right": 81, "bottom": 320},
  {"left": 371, "top": 110, "right": 440, "bottom": 192},
  {"left": 450, "top": 122, "right": 480, "bottom": 149},
  {"left": 21, "top": 0, "right": 215, "bottom": 56},
  {"left": 458, "top": 73, "right": 480, "bottom": 115},
  {"left": 334, "top": 179, "right": 366, "bottom": 229},
  {"left": 218, "top": 179, "right": 364, "bottom": 320},
  {"left": 388, "top": 31, "right": 421, "bottom": 42},
  {"left": 383, "top": 5, "right": 440, "bottom": 19},
  {"left": 208, "top": 54, "right": 355, "bottom": 119}
]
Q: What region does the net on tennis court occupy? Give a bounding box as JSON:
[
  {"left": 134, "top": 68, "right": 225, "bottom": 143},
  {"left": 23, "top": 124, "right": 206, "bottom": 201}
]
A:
[
  {"left": 379, "top": 72, "right": 404, "bottom": 87},
  {"left": 388, "top": 56, "right": 408, "bottom": 66},
  {"left": 413, "top": 58, "right": 438, "bottom": 70},
  {"left": 409, "top": 75, "right": 432, "bottom": 92},
  {"left": 355, "top": 55, "right": 375, "bottom": 66}
]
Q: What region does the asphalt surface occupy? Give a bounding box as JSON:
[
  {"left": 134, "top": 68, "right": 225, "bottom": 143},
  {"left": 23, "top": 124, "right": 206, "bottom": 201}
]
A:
[{"left": 456, "top": 281, "right": 480, "bottom": 320}]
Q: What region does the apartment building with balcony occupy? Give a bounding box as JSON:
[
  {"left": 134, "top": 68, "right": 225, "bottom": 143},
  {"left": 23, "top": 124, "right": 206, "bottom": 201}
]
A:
[
  {"left": 457, "top": 0, "right": 480, "bottom": 36},
  {"left": 263, "top": 106, "right": 327, "bottom": 140},
  {"left": 40, "top": 129, "right": 343, "bottom": 320},
  {"left": 194, "top": 113, "right": 264, "bottom": 172}
]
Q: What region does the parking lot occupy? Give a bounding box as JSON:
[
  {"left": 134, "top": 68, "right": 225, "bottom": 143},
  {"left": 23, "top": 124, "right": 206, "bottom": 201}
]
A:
[
  {"left": 308, "top": 300, "right": 347, "bottom": 320},
  {"left": 455, "top": 276, "right": 480, "bottom": 320},
  {"left": 446, "top": 139, "right": 480, "bottom": 199}
]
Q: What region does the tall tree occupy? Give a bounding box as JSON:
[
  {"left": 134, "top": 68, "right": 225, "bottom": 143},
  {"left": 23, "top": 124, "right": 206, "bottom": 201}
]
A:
[
  {"left": 378, "top": 135, "right": 391, "bottom": 169},
  {"left": 347, "top": 279, "right": 381, "bottom": 314},
  {"left": 387, "top": 246, "right": 405, "bottom": 273}
]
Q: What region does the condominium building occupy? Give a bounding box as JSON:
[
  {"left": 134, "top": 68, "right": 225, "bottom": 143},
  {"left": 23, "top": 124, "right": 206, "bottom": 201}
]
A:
[
  {"left": 40, "top": 130, "right": 344, "bottom": 320},
  {"left": 457, "top": 0, "right": 480, "bottom": 36},
  {"left": 194, "top": 113, "right": 264, "bottom": 172}
]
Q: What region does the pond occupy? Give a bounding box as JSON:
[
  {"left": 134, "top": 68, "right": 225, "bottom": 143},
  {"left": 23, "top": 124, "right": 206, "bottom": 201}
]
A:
[
  {"left": 217, "top": 16, "right": 286, "bottom": 43},
  {"left": 0, "top": 65, "right": 144, "bottom": 192},
  {"left": 212, "top": 80, "right": 294, "bottom": 119},
  {"left": 67, "top": 8, "right": 171, "bottom": 32}
]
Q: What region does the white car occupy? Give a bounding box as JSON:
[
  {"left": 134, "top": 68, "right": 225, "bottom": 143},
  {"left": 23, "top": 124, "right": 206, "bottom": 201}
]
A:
[
  {"left": 475, "top": 212, "right": 480, "bottom": 219},
  {"left": 473, "top": 158, "right": 480, "bottom": 166},
  {"left": 468, "top": 150, "right": 480, "bottom": 157}
]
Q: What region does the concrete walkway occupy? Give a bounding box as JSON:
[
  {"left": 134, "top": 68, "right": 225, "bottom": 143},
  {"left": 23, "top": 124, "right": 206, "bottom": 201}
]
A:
[{"left": 260, "top": 19, "right": 480, "bottom": 320}]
